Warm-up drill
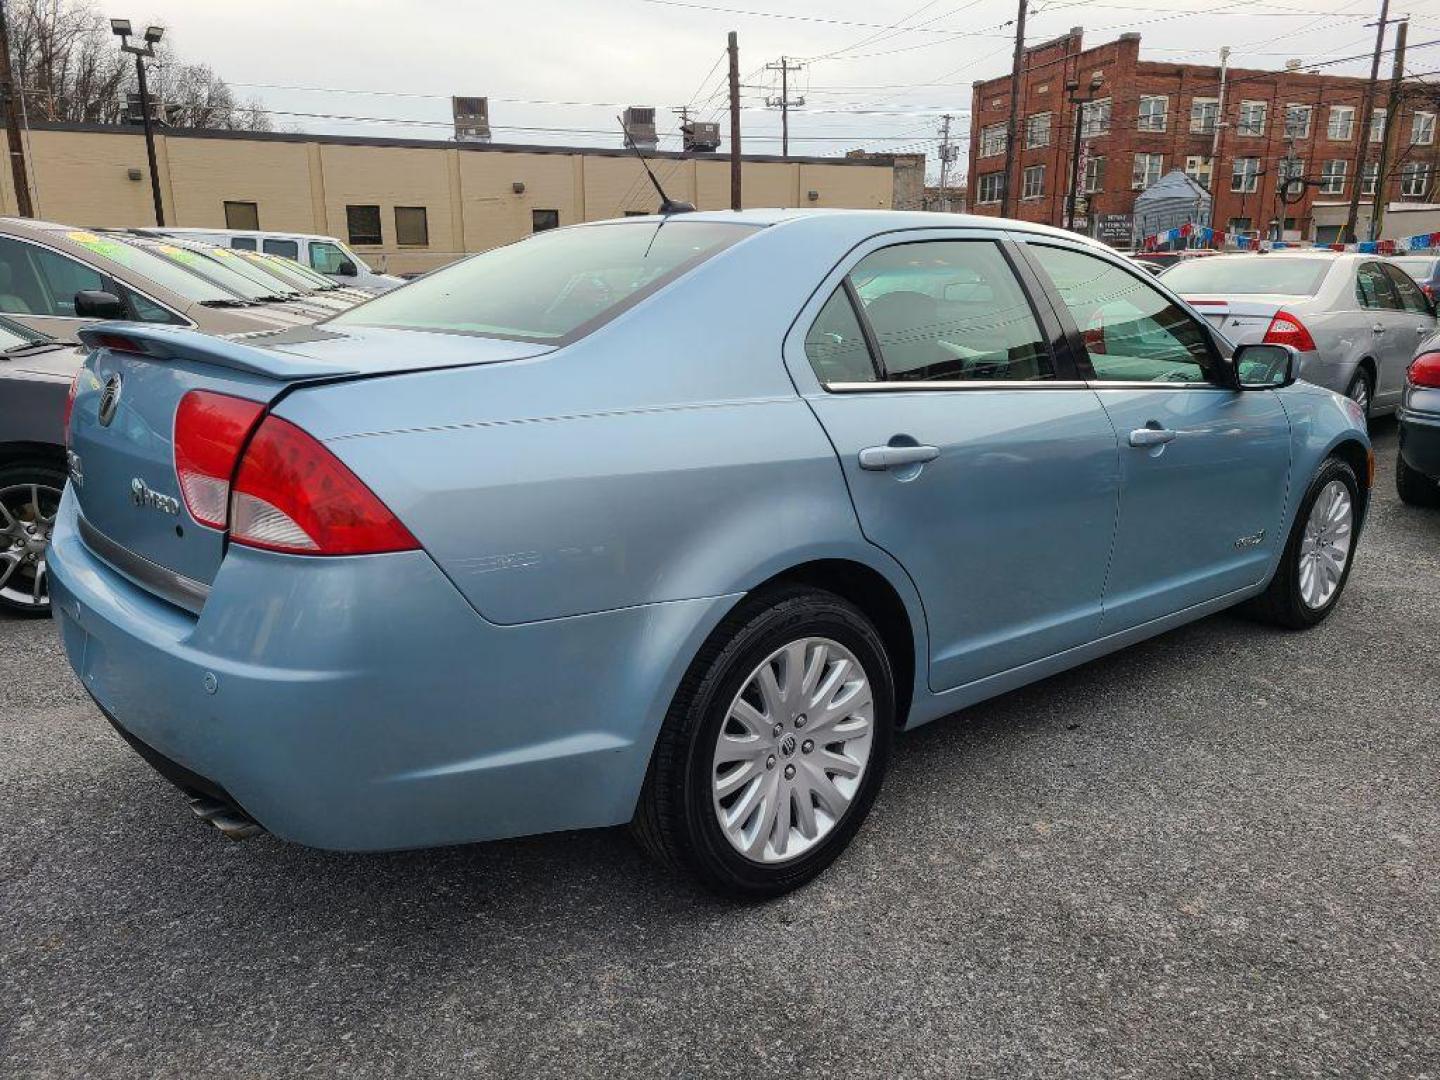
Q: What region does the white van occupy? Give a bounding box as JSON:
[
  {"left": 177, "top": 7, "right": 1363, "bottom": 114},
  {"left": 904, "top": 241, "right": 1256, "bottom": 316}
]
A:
[{"left": 138, "top": 228, "right": 405, "bottom": 293}]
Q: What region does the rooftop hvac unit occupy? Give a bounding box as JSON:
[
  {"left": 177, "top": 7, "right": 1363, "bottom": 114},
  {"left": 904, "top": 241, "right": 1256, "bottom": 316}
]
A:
[
  {"left": 683, "top": 120, "right": 721, "bottom": 152},
  {"left": 453, "top": 96, "right": 492, "bottom": 143},
  {"left": 123, "top": 92, "right": 163, "bottom": 126},
  {"left": 623, "top": 106, "right": 658, "bottom": 150},
  {"left": 1284, "top": 59, "right": 1304, "bottom": 71}
]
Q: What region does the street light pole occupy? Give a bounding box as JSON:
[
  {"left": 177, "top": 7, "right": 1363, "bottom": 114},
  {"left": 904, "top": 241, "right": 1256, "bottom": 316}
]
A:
[
  {"left": 111, "top": 19, "right": 165, "bottom": 226},
  {"left": 1065, "top": 73, "right": 1103, "bottom": 233}
]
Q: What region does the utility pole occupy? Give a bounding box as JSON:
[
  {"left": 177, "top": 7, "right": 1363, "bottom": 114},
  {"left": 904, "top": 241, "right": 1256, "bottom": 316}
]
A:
[
  {"left": 1372, "top": 18, "right": 1407, "bottom": 241},
  {"left": 0, "top": 0, "right": 33, "bottom": 217},
  {"left": 1343, "top": 0, "right": 1391, "bottom": 244},
  {"left": 937, "top": 113, "right": 955, "bottom": 210},
  {"left": 1211, "top": 46, "right": 1230, "bottom": 171},
  {"left": 764, "top": 56, "right": 805, "bottom": 158},
  {"left": 1000, "top": 0, "right": 1028, "bottom": 218},
  {"left": 728, "top": 30, "right": 741, "bottom": 210}
]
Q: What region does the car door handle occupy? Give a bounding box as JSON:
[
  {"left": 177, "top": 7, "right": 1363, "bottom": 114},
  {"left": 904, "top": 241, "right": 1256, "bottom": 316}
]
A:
[
  {"left": 1128, "top": 427, "right": 1178, "bottom": 448},
  {"left": 858, "top": 444, "right": 940, "bottom": 470}
]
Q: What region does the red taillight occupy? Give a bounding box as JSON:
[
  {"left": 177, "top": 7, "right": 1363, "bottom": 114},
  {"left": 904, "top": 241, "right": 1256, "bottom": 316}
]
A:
[
  {"left": 1262, "top": 310, "right": 1317, "bottom": 353},
  {"left": 229, "top": 415, "right": 418, "bottom": 555},
  {"left": 174, "top": 391, "right": 265, "bottom": 528},
  {"left": 62, "top": 370, "right": 81, "bottom": 448},
  {"left": 1422, "top": 283, "right": 1435, "bottom": 301},
  {"left": 1409, "top": 351, "right": 1440, "bottom": 389}
]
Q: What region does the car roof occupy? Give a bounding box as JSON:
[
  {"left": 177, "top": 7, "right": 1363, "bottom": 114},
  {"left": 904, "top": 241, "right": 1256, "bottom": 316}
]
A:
[{"left": 148, "top": 226, "right": 343, "bottom": 243}]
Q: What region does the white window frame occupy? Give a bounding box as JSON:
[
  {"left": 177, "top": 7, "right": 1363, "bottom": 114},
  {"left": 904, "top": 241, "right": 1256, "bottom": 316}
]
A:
[
  {"left": 1327, "top": 105, "right": 1355, "bottom": 141},
  {"left": 1079, "top": 97, "right": 1111, "bottom": 138},
  {"left": 1360, "top": 161, "right": 1379, "bottom": 195},
  {"left": 977, "top": 171, "right": 1005, "bottom": 204},
  {"left": 1237, "top": 101, "right": 1268, "bottom": 137},
  {"left": 979, "top": 123, "right": 1008, "bottom": 158},
  {"left": 1370, "top": 108, "right": 1387, "bottom": 143},
  {"left": 1320, "top": 159, "right": 1347, "bottom": 195},
  {"left": 1184, "top": 155, "right": 1213, "bottom": 189},
  {"left": 1138, "top": 95, "right": 1168, "bottom": 133},
  {"left": 1283, "top": 104, "right": 1312, "bottom": 140},
  {"left": 1401, "top": 161, "right": 1430, "bottom": 198},
  {"left": 1022, "top": 164, "right": 1045, "bottom": 200},
  {"left": 1083, "top": 155, "right": 1104, "bottom": 194},
  {"left": 1412, "top": 111, "right": 1435, "bottom": 146},
  {"left": 1277, "top": 157, "right": 1306, "bottom": 185},
  {"left": 1132, "top": 153, "right": 1163, "bottom": 190},
  {"left": 1024, "top": 112, "right": 1052, "bottom": 149},
  {"left": 1231, "top": 156, "right": 1261, "bottom": 193},
  {"left": 1190, "top": 97, "right": 1218, "bottom": 135}
]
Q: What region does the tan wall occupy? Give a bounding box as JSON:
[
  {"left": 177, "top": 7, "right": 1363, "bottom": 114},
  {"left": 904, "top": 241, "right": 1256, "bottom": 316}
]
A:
[{"left": 1, "top": 127, "right": 896, "bottom": 275}]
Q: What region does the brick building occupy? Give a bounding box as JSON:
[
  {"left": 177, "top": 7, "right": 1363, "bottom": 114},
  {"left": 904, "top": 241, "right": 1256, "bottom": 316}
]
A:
[{"left": 967, "top": 28, "right": 1440, "bottom": 246}]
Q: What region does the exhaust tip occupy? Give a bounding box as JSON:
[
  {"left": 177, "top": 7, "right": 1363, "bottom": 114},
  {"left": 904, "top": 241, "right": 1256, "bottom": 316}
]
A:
[{"left": 188, "top": 794, "right": 265, "bottom": 841}]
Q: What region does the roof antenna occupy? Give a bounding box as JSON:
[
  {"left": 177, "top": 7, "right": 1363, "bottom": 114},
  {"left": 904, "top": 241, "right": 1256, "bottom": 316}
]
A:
[{"left": 619, "top": 115, "right": 695, "bottom": 215}]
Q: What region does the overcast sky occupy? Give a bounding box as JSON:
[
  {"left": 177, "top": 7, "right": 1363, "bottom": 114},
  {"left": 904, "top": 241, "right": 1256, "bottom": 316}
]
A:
[{"left": 132, "top": 0, "right": 1437, "bottom": 179}]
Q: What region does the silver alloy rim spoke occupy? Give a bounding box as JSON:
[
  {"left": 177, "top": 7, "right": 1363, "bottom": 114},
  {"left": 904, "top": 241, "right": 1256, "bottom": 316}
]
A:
[
  {"left": 711, "top": 635, "right": 875, "bottom": 864},
  {"left": 1298, "top": 479, "right": 1354, "bottom": 610},
  {"left": 0, "top": 482, "right": 61, "bottom": 608}
]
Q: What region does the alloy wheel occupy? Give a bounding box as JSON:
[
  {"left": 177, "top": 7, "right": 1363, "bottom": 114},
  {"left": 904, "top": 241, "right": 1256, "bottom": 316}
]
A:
[
  {"left": 711, "top": 636, "right": 874, "bottom": 864},
  {"left": 1347, "top": 376, "right": 1371, "bottom": 416},
  {"left": 1298, "top": 478, "right": 1353, "bottom": 610},
  {"left": 0, "top": 482, "right": 60, "bottom": 611}
]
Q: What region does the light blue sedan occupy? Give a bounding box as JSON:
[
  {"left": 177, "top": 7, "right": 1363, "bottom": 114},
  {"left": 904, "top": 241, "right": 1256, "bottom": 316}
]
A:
[{"left": 49, "top": 210, "right": 1372, "bottom": 897}]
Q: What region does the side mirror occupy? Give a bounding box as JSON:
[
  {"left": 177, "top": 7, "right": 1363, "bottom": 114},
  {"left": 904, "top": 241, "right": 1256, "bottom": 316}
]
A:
[
  {"left": 74, "top": 290, "right": 127, "bottom": 320},
  {"left": 335, "top": 260, "right": 358, "bottom": 277},
  {"left": 1234, "top": 342, "right": 1298, "bottom": 389}
]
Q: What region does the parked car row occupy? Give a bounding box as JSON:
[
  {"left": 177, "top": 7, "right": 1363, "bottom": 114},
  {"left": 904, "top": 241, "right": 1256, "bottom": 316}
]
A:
[{"left": 0, "top": 217, "right": 378, "bottom": 613}]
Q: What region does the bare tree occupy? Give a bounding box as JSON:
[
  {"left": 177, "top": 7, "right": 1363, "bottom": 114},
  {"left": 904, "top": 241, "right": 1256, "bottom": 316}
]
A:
[{"left": 7, "top": 0, "right": 270, "bottom": 130}]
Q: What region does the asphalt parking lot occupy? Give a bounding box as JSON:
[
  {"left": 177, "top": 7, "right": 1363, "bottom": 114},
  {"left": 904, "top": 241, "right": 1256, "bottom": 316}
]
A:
[{"left": 2, "top": 420, "right": 1436, "bottom": 1080}]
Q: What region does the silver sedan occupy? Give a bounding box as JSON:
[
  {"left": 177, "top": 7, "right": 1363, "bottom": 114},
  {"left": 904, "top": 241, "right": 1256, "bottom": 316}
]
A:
[{"left": 1161, "top": 252, "right": 1435, "bottom": 418}]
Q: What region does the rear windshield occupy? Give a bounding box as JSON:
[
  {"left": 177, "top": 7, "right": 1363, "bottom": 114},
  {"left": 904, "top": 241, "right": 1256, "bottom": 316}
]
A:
[
  {"left": 330, "top": 220, "right": 757, "bottom": 342},
  {"left": 1162, "top": 256, "right": 1331, "bottom": 296},
  {"left": 62, "top": 231, "right": 236, "bottom": 304},
  {"left": 1390, "top": 257, "right": 1437, "bottom": 279}
]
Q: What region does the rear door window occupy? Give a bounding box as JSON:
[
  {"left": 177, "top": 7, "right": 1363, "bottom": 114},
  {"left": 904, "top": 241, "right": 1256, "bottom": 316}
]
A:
[
  {"left": 846, "top": 240, "right": 1052, "bottom": 382},
  {"left": 1356, "top": 262, "right": 1402, "bottom": 310},
  {"left": 230, "top": 237, "right": 257, "bottom": 251},
  {"left": 1380, "top": 262, "right": 1432, "bottom": 314},
  {"left": 263, "top": 238, "right": 300, "bottom": 258}
]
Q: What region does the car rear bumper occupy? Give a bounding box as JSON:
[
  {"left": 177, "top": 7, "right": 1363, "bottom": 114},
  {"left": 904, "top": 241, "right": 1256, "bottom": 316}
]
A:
[
  {"left": 1398, "top": 400, "right": 1440, "bottom": 478},
  {"left": 47, "top": 488, "right": 737, "bottom": 851}
]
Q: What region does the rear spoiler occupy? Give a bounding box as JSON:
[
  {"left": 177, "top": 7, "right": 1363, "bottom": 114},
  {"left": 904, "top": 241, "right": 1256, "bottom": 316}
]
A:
[{"left": 77, "top": 322, "right": 361, "bottom": 381}]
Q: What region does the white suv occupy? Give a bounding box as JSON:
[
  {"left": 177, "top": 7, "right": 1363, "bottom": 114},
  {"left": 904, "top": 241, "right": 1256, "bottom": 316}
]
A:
[{"left": 139, "top": 228, "right": 404, "bottom": 293}]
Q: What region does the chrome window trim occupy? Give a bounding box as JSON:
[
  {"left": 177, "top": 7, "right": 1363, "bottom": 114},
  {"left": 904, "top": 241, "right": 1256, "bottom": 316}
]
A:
[
  {"left": 825, "top": 380, "right": 1092, "bottom": 392},
  {"left": 0, "top": 231, "right": 194, "bottom": 327},
  {"left": 77, "top": 513, "right": 209, "bottom": 614}
]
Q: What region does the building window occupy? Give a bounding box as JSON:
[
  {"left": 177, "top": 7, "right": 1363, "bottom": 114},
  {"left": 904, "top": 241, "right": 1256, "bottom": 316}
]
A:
[
  {"left": 1283, "top": 104, "right": 1312, "bottom": 140},
  {"left": 1326, "top": 106, "right": 1355, "bottom": 141},
  {"left": 1083, "top": 155, "right": 1104, "bottom": 194},
  {"left": 1022, "top": 164, "right": 1045, "bottom": 200},
  {"left": 1277, "top": 157, "right": 1306, "bottom": 186},
  {"left": 1320, "top": 159, "right": 1347, "bottom": 195},
  {"left": 1231, "top": 157, "right": 1261, "bottom": 193},
  {"left": 1190, "top": 98, "right": 1218, "bottom": 135},
  {"left": 395, "top": 206, "right": 429, "bottom": 246},
  {"left": 531, "top": 209, "right": 560, "bottom": 232},
  {"left": 223, "top": 200, "right": 259, "bottom": 230},
  {"left": 1024, "top": 112, "right": 1051, "bottom": 148},
  {"left": 977, "top": 171, "right": 1005, "bottom": 204},
  {"left": 1413, "top": 111, "right": 1436, "bottom": 146},
  {"left": 1360, "top": 161, "right": 1379, "bottom": 195},
  {"left": 1237, "top": 101, "right": 1267, "bottom": 137},
  {"left": 1401, "top": 161, "right": 1430, "bottom": 198},
  {"left": 1079, "top": 98, "right": 1111, "bottom": 137},
  {"left": 979, "top": 123, "right": 1008, "bottom": 158},
  {"left": 1370, "top": 108, "right": 1387, "bottom": 143},
  {"left": 1132, "top": 153, "right": 1163, "bottom": 190},
  {"left": 1228, "top": 216, "right": 1253, "bottom": 234},
  {"left": 1138, "top": 95, "right": 1168, "bottom": 133},
  {"left": 345, "top": 204, "right": 383, "bottom": 246},
  {"left": 1184, "top": 155, "right": 1212, "bottom": 189}
]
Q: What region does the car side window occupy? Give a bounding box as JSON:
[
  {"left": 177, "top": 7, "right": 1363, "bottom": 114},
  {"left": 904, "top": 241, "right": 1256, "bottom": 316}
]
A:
[
  {"left": 230, "top": 237, "right": 257, "bottom": 251},
  {"left": 309, "top": 241, "right": 348, "bottom": 274},
  {"left": 846, "top": 240, "right": 1052, "bottom": 382},
  {"left": 0, "top": 239, "right": 104, "bottom": 317},
  {"left": 1027, "top": 243, "right": 1217, "bottom": 384},
  {"left": 804, "top": 288, "right": 877, "bottom": 384},
  {"left": 111, "top": 281, "right": 185, "bottom": 324},
  {"left": 1381, "top": 262, "right": 1432, "bottom": 314},
  {"left": 263, "top": 238, "right": 300, "bottom": 259},
  {"left": 1356, "top": 262, "right": 1402, "bottom": 310}
]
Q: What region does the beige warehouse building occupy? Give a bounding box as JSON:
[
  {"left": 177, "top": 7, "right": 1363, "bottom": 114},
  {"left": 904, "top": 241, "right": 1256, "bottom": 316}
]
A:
[{"left": 0, "top": 124, "right": 913, "bottom": 275}]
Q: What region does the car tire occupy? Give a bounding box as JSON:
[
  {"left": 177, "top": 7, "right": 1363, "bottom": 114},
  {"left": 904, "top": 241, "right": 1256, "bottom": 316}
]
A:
[
  {"left": 0, "top": 459, "right": 65, "bottom": 617},
  {"left": 1395, "top": 453, "right": 1440, "bottom": 507},
  {"left": 1344, "top": 369, "right": 1373, "bottom": 424},
  {"left": 1246, "top": 457, "right": 1361, "bottom": 630},
  {"left": 631, "top": 584, "right": 894, "bottom": 899}
]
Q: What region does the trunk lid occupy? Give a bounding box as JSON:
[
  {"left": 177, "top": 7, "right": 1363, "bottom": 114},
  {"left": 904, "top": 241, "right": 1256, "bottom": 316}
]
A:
[
  {"left": 68, "top": 322, "right": 552, "bottom": 593},
  {"left": 1181, "top": 294, "right": 1296, "bottom": 340}
]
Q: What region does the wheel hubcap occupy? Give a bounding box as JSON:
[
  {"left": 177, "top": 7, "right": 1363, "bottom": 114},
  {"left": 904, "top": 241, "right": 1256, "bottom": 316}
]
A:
[
  {"left": 711, "top": 636, "right": 874, "bottom": 864},
  {"left": 1298, "top": 479, "right": 1353, "bottom": 610},
  {"left": 1349, "top": 378, "right": 1370, "bottom": 413},
  {"left": 0, "top": 482, "right": 60, "bottom": 610}
]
